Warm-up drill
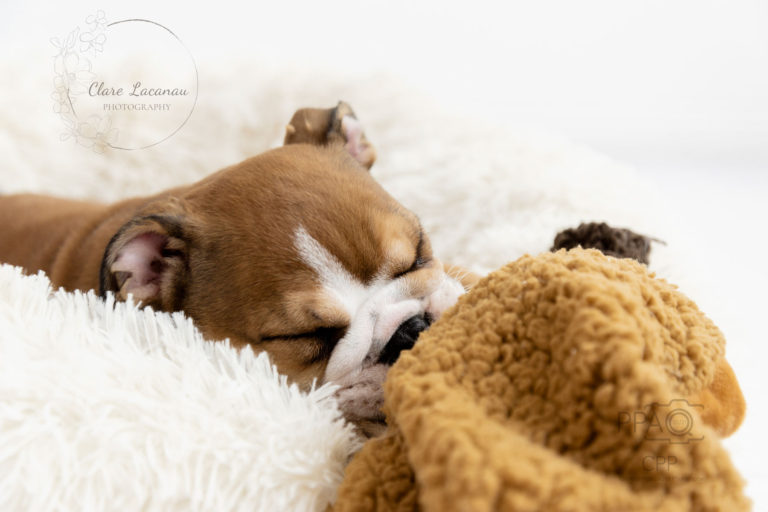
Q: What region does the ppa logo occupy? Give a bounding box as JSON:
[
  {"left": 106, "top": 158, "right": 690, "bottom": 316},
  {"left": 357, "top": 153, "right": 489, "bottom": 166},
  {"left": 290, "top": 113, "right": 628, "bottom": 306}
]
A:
[
  {"left": 51, "top": 11, "right": 198, "bottom": 152},
  {"left": 618, "top": 399, "right": 704, "bottom": 444}
]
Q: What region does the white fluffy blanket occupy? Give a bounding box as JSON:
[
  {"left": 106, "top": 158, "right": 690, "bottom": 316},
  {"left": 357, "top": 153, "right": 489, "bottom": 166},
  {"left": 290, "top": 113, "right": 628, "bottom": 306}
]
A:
[
  {"left": 0, "top": 266, "right": 359, "bottom": 510},
  {"left": 0, "top": 57, "right": 708, "bottom": 510}
]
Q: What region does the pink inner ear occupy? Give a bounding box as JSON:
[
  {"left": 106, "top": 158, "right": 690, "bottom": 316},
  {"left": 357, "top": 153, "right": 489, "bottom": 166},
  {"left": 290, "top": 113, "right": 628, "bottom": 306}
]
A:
[
  {"left": 110, "top": 232, "right": 167, "bottom": 302},
  {"left": 340, "top": 115, "right": 375, "bottom": 168}
]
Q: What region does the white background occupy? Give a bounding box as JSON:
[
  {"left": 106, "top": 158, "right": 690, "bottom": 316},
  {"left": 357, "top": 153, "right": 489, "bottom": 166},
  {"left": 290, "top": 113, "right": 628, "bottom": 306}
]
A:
[
  {"left": 3, "top": 0, "right": 767, "bottom": 171},
  {"left": 2, "top": 0, "right": 767, "bottom": 507}
]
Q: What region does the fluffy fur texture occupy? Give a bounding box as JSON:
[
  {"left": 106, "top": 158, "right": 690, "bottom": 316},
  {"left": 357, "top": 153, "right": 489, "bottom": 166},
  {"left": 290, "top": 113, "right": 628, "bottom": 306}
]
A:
[
  {"left": 334, "top": 249, "right": 747, "bottom": 511},
  {"left": 0, "top": 57, "right": 683, "bottom": 281},
  {"left": 0, "top": 265, "right": 360, "bottom": 511},
  {"left": 0, "top": 57, "right": 742, "bottom": 510}
]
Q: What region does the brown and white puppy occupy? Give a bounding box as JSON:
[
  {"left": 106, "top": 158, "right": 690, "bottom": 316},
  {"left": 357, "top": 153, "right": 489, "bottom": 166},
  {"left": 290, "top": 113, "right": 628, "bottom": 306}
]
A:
[{"left": 0, "top": 102, "right": 478, "bottom": 435}]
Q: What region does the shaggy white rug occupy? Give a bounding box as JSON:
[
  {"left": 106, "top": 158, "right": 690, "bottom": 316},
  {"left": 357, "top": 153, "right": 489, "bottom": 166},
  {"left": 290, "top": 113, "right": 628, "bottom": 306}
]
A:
[
  {"left": 0, "top": 56, "right": 745, "bottom": 510},
  {"left": 0, "top": 265, "right": 360, "bottom": 511}
]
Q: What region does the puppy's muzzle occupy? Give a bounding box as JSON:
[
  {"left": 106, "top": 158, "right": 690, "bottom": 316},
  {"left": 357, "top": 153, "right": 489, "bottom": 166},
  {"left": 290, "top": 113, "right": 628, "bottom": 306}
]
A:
[{"left": 377, "top": 314, "right": 431, "bottom": 365}]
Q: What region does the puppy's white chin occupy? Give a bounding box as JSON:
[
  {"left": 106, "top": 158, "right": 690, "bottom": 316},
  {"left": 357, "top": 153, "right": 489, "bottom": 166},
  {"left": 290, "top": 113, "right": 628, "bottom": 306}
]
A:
[
  {"left": 333, "top": 363, "right": 389, "bottom": 429},
  {"left": 329, "top": 275, "right": 465, "bottom": 437}
]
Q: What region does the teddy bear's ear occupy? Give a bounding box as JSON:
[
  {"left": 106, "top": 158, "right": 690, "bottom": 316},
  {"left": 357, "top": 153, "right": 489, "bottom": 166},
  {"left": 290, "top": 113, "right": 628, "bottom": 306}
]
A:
[{"left": 692, "top": 358, "right": 746, "bottom": 437}]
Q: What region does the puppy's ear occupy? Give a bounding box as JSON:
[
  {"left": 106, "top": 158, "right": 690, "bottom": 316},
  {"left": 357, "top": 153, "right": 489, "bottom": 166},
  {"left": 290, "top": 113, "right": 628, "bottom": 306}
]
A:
[
  {"left": 284, "top": 101, "right": 376, "bottom": 170},
  {"left": 99, "top": 214, "right": 188, "bottom": 311}
]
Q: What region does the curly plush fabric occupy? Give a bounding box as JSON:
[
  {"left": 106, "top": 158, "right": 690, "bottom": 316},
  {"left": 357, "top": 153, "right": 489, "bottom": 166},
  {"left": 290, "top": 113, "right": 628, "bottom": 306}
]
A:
[{"left": 333, "top": 249, "right": 748, "bottom": 511}]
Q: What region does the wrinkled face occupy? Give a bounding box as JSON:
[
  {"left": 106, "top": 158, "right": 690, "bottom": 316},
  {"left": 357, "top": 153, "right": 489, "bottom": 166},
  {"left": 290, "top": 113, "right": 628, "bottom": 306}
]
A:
[
  {"left": 290, "top": 223, "right": 463, "bottom": 429},
  {"left": 177, "top": 145, "right": 464, "bottom": 430},
  {"left": 100, "top": 103, "right": 464, "bottom": 433}
]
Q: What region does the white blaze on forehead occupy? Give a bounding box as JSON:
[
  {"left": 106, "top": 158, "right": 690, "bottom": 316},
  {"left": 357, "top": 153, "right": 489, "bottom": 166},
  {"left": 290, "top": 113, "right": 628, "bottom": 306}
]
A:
[
  {"left": 293, "top": 226, "right": 402, "bottom": 382},
  {"left": 293, "top": 225, "right": 371, "bottom": 317}
]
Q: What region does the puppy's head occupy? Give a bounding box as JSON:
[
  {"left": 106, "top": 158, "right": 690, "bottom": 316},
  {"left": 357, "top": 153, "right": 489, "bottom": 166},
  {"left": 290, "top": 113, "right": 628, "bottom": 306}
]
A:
[{"left": 100, "top": 102, "right": 464, "bottom": 434}]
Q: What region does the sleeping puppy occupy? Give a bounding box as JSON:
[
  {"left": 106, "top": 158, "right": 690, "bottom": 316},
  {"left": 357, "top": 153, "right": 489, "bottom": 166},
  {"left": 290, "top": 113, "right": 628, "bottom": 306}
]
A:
[{"left": 0, "top": 102, "right": 479, "bottom": 435}]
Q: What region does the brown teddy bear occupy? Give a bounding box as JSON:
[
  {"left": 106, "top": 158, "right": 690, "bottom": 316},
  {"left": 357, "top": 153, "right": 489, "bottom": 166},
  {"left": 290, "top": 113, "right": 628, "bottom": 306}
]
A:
[{"left": 333, "top": 248, "right": 747, "bottom": 511}]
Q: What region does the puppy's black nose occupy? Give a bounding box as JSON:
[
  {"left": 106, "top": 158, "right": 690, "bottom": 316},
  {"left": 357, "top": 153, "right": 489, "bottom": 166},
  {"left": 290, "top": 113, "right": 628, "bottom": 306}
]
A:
[{"left": 378, "top": 315, "right": 431, "bottom": 365}]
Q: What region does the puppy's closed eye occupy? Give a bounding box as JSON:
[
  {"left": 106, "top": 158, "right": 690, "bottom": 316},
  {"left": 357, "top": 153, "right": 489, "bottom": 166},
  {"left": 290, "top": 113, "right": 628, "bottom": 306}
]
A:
[
  {"left": 261, "top": 326, "right": 347, "bottom": 364},
  {"left": 392, "top": 227, "right": 432, "bottom": 279},
  {"left": 262, "top": 326, "right": 345, "bottom": 342},
  {"left": 393, "top": 256, "right": 431, "bottom": 279}
]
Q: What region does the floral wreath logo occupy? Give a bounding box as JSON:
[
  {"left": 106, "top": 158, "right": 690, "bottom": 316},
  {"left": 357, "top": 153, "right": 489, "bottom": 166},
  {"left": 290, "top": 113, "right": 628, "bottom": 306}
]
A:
[{"left": 51, "top": 11, "right": 198, "bottom": 153}]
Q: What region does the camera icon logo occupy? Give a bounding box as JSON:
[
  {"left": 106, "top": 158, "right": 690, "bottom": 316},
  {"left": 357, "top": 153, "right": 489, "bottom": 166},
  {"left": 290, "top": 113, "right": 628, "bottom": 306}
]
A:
[{"left": 618, "top": 398, "right": 704, "bottom": 444}]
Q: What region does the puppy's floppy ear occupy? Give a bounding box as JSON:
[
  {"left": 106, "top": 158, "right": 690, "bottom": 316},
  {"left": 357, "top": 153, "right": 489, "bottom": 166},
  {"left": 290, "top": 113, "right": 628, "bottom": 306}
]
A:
[
  {"left": 284, "top": 101, "right": 376, "bottom": 170},
  {"left": 99, "top": 214, "right": 188, "bottom": 311}
]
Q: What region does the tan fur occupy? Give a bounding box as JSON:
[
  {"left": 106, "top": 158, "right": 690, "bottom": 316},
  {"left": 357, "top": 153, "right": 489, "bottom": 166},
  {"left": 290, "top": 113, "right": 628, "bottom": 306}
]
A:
[
  {"left": 285, "top": 101, "right": 376, "bottom": 169},
  {"left": 0, "top": 104, "right": 467, "bottom": 395},
  {"left": 691, "top": 358, "right": 746, "bottom": 437},
  {"left": 334, "top": 249, "right": 749, "bottom": 511},
  {"left": 0, "top": 145, "right": 418, "bottom": 389},
  {"left": 0, "top": 194, "right": 148, "bottom": 292},
  {"left": 443, "top": 263, "right": 482, "bottom": 290}
]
